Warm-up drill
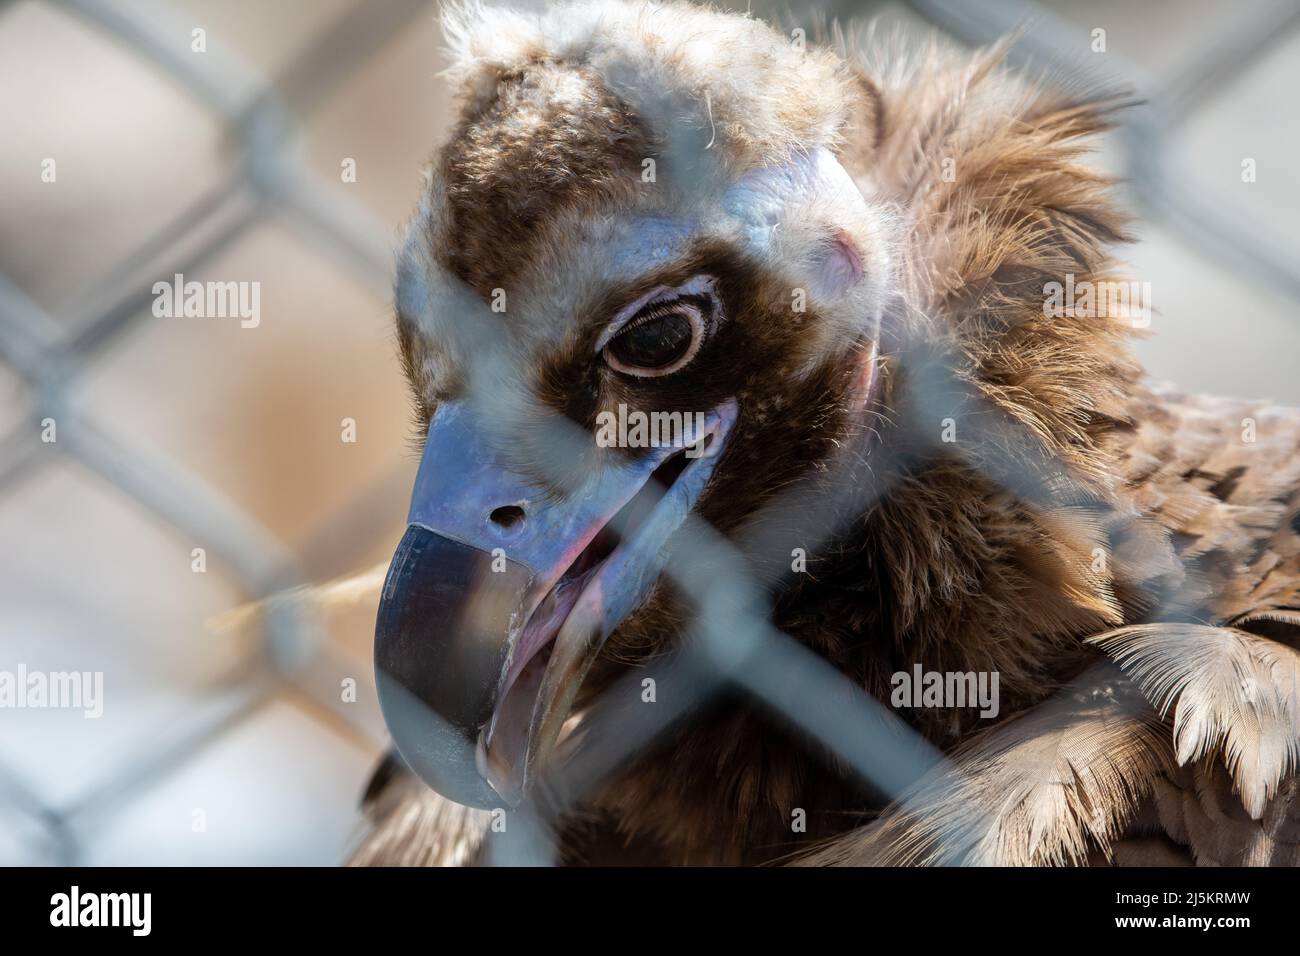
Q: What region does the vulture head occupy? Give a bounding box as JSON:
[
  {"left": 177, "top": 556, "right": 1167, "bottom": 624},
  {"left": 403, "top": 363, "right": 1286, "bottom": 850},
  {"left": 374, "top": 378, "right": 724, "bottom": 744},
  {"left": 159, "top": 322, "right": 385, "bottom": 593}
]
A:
[
  {"left": 378, "top": 1, "right": 901, "bottom": 811},
  {"left": 370, "top": 0, "right": 1183, "bottom": 865}
]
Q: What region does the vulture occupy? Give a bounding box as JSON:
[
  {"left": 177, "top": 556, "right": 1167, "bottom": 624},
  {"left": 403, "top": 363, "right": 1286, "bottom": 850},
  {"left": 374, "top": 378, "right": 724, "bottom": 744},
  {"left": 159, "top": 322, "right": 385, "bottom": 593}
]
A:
[{"left": 343, "top": 0, "right": 1300, "bottom": 866}]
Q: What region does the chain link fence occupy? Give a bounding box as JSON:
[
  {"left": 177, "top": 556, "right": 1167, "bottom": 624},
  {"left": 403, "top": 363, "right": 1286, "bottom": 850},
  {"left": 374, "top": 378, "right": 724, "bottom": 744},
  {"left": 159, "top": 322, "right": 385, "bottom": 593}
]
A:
[{"left": 1, "top": 0, "right": 1297, "bottom": 865}]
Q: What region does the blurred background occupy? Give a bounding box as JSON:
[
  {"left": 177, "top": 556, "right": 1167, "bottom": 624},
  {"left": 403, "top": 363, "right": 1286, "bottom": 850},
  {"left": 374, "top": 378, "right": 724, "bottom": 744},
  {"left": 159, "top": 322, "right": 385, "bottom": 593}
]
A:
[{"left": 0, "top": 0, "right": 1297, "bottom": 865}]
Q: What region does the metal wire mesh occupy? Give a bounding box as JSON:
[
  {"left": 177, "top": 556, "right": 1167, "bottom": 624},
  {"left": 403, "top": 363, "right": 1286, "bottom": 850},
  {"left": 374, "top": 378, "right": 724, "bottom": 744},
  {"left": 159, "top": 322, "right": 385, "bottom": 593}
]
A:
[{"left": 1, "top": 0, "right": 1297, "bottom": 865}]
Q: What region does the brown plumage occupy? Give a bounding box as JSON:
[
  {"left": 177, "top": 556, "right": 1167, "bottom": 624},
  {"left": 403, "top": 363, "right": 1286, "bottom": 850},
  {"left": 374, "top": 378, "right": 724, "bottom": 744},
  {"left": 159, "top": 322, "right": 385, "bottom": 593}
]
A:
[{"left": 344, "top": 1, "right": 1300, "bottom": 866}]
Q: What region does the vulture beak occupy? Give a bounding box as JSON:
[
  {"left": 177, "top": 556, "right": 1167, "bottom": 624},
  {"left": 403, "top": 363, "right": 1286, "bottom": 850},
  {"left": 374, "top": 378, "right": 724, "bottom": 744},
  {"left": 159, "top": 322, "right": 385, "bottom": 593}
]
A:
[{"left": 375, "top": 399, "right": 737, "bottom": 808}]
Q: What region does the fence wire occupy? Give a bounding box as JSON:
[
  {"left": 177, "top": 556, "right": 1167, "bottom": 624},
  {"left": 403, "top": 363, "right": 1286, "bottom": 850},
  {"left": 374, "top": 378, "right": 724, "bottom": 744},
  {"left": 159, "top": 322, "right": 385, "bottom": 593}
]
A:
[{"left": 0, "top": 0, "right": 1296, "bottom": 865}]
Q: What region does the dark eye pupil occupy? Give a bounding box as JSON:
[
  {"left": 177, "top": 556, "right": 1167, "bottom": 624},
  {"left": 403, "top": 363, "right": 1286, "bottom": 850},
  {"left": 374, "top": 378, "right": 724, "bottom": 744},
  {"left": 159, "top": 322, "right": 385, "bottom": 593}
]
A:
[{"left": 609, "top": 312, "right": 693, "bottom": 369}]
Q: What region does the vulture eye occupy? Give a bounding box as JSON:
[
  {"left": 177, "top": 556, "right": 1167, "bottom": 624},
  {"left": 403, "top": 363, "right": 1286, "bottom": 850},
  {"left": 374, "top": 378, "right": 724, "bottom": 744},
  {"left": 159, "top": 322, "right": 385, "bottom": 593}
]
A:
[{"left": 604, "top": 299, "right": 705, "bottom": 377}]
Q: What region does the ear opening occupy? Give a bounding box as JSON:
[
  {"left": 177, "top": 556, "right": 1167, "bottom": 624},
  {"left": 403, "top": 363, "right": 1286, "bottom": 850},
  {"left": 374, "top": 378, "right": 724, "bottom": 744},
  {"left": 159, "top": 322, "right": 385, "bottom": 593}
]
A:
[{"left": 811, "top": 228, "right": 866, "bottom": 300}]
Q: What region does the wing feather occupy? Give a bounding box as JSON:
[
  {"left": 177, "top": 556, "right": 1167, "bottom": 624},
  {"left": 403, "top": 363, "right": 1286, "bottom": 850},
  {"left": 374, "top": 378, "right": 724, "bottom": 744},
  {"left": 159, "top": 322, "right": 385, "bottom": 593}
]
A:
[
  {"left": 1088, "top": 623, "right": 1300, "bottom": 817},
  {"left": 792, "top": 665, "right": 1171, "bottom": 865}
]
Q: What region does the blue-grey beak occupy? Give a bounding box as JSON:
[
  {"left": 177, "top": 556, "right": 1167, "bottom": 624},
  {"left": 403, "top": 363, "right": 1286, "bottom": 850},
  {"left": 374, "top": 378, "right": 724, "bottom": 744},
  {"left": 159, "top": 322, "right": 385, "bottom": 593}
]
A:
[{"left": 375, "top": 399, "right": 737, "bottom": 808}]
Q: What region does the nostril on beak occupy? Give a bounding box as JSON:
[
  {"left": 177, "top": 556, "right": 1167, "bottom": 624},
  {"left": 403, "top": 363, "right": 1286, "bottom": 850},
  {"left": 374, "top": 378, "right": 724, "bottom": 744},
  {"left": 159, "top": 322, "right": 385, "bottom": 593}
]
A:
[{"left": 489, "top": 505, "right": 526, "bottom": 533}]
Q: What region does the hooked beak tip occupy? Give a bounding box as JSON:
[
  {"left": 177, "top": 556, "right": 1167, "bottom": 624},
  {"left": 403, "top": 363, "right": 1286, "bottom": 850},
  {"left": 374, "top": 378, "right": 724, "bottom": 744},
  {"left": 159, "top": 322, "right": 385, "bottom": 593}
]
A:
[{"left": 374, "top": 398, "right": 739, "bottom": 809}]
